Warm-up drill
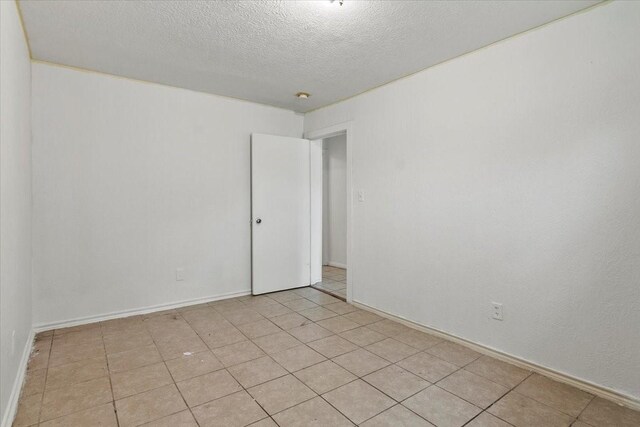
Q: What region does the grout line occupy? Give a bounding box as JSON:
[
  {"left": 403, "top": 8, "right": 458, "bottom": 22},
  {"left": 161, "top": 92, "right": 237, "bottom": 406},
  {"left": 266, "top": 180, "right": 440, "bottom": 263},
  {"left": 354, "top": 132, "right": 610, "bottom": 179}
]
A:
[{"left": 142, "top": 310, "right": 202, "bottom": 427}]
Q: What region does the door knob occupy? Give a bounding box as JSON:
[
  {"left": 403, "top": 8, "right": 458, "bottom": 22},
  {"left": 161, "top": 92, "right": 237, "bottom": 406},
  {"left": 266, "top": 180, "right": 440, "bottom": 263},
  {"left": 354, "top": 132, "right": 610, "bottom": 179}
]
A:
[{"left": 256, "top": 218, "right": 262, "bottom": 224}]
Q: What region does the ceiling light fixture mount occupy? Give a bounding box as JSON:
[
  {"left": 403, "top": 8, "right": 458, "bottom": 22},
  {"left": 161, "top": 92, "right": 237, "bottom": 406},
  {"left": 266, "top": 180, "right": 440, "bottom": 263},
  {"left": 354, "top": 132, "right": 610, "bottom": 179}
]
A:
[{"left": 295, "top": 92, "right": 310, "bottom": 99}]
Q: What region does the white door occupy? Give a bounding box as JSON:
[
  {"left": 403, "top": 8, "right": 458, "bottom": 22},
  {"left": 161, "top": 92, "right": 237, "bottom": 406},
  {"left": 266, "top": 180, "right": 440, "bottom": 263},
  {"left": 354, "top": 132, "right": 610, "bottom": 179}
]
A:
[{"left": 251, "top": 134, "right": 310, "bottom": 295}]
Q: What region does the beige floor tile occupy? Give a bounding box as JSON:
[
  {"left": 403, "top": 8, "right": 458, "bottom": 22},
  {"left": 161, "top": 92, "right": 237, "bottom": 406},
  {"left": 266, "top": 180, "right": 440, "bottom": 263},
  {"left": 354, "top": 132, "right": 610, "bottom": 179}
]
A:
[
  {"left": 150, "top": 328, "right": 200, "bottom": 345},
  {"left": 165, "top": 350, "right": 223, "bottom": 382},
  {"left": 404, "top": 386, "right": 481, "bottom": 427},
  {"left": 396, "top": 352, "right": 458, "bottom": 383},
  {"left": 140, "top": 410, "right": 198, "bottom": 426},
  {"left": 488, "top": 391, "right": 574, "bottom": 427},
  {"left": 45, "top": 355, "right": 108, "bottom": 390},
  {"left": 40, "top": 376, "right": 113, "bottom": 422},
  {"left": 317, "top": 316, "right": 360, "bottom": 333},
  {"left": 54, "top": 323, "right": 102, "bottom": 336},
  {"left": 48, "top": 341, "right": 105, "bottom": 367},
  {"left": 268, "top": 291, "right": 304, "bottom": 303},
  {"left": 368, "top": 319, "right": 412, "bottom": 337},
  {"left": 115, "top": 384, "right": 187, "bottom": 427},
  {"left": 228, "top": 355, "right": 288, "bottom": 388},
  {"left": 237, "top": 319, "right": 282, "bottom": 339},
  {"left": 39, "top": 402, "right": 117, "bottom": 427},
  {"left": 324, "top": 301, "right": 359, "bottom": 315},
  {"left": 101, "top": 317, "right": 146, "bottom": 336},
  {"left": 52, "top": 329, "right": 103, "bottom": 348},
  {"left": 249, "top": 417, "right": 279, "bottom": 427},
  {"left": 366, "top": 338, "right": 420, "bottom": 363},
  {"left": 395, "top": 330, "right": 443, "bottom": 351},
  {"left": 514, "top": 374, "right": 593, "bottom": 417},
  {"left": 282, "top": 298, "right": 320, "bottom": 312},
  {"left": 111, "top": 362, "right": 174, "bottom": 399},
  {"left": 21, "top": 368, "right": 47, "bottom": 397},
  {"left": 271, "top": 345, "right": 326, "bottom": 372},
  {"left": 464, "top": 356, "right": 531, "bottom": 388},
  {"left": 298, "top": 306, "right": 340, "bottom": 322},
  {"left": 27, "top": 342, "right": 51, "bottom": 371},
  {"left": 308, "top": 335, "right": 358, "bottom": 358},
  {"left": 333, "top": 348, "right": 391, "bottom": 377},
  {"left": 273, "top": 396, "right": 353, "bottom": 426},
  {"left": 107, "top": 344, "right": 162, "bottom": 373},
  {"left": 270, "top": 312, "right": 313, "bottom": 330},
  {"left": 425, "top": 342, "right": 481, "bottom": 367},
  {"left": 103, "top": 330, "right": 154, "bottom": 354},
  {"left": 288, "top": 323, "right": 334, "bottom": 343},
  {"left": 199, "top": 325, "right": 246, "bottom": 349},
  {"left": 340, "top": 326, "right": 386, "bottom": 347},
  {"left": 247, "top": 374, "right": 316, "bottom": 415},
  {"left": 222, "top": 309, "right": 266, "bottom": 326},
  {"left": 155, "top": 335, "right": 208, "bottom": 360},
  {"left": 253, "top": 331, "right": 302, "bottom": 354},
  {"left": 361, "top": 404, "right": 435, "bottom": 427},
  {"left": 294, "top": 360, "right": 357, "bottom": 394},
  {"left": 13, "top": 393, "right": 42, "bottom": 427},
  {"left": 465, "top": 412, "right": 512, "bottom": 427},
  {"left": 306, "top": 293, "right": 342, "bottom": 306},
  {"left": 212, "top": 340, "right": 265, "bottom": 366},
  {"left": 437, "top": 369, "right": 508, "bottom": 408},
  {"left": 579, "top": 396, "right": 640, "bottom": 427},
  {"left": 571, "top": 422, "right": 593, "bottom": 427},
  {"left": 323, "top": 379, "right": 395, "bottom": 424},
  {"left": 254, "top": 303, "right": 294, "bottom": 318},
  {"left": 343, "top": 310, "right": 383, "bottom": 325},
  {"left": 191, "top": 390, "right": 268, "bottom": 427},
  {"left": 176, "top": 369, "right": 242, "bottom": 407},
  {"left": 364, "top": 365, "right": 430, "bottom": 401}
]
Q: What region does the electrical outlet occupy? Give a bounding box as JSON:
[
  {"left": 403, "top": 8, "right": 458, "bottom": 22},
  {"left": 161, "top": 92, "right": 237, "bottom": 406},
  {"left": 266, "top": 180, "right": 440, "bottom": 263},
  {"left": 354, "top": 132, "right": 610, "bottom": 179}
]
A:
[
  {"left": 358, "top": 190, "right": 365, "bottom": 202},
  {"left": 176, "top": 268, "right": 184, "bottom": 281},
  {"left": 491, "top": 302, "right": 504, "bottom": 321}
]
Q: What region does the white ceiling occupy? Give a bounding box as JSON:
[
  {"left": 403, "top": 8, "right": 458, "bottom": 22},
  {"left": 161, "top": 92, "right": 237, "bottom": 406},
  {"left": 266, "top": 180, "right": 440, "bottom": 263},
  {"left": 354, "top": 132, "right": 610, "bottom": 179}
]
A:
[{"left": 19, "top": 0, "right": 599, "bottom": 112}]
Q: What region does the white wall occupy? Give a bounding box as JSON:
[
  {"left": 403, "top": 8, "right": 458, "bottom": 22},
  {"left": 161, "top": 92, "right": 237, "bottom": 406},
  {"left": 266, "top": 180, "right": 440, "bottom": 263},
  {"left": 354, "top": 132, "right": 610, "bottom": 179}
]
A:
[
  {"left": 31, "top": 63, "right": 303, "bottom": 326},
  {"left": 305, "top": 1, "right": 640, "bottom": 401},
  {"left": 322, "top": 134, "right": 347, "bottom": 267},
  {"left": 0, "top": 1, "right": 33, "bottom": 422}
]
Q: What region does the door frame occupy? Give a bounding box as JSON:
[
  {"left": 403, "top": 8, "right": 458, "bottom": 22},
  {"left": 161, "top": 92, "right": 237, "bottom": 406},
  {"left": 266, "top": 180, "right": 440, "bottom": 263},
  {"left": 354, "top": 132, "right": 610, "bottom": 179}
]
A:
[{"left": 305, "top": 121, "right": 354, "bottom": 303}]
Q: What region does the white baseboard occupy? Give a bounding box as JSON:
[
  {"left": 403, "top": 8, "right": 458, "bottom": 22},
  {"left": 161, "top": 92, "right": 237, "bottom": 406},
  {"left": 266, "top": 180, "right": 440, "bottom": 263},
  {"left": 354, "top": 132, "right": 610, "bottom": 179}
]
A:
[
  {"left": 1, "top": 329, "right": 35, "bottom": 427},
  {"left": 33, "top": 290, "right": 251, "bottom": 333},
  {"left": 326, "top": 261, "right": 347, "bottom": 269},
  {"left": 352, "top": 300, "right": 640, "bottom": 411}
]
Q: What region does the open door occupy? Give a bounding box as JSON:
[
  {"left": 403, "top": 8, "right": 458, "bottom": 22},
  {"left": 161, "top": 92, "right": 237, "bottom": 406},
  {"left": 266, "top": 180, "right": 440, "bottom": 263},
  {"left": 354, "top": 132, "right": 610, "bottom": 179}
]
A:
[{"left": 251, "top": 134, "right": 310, "bottom": 295}]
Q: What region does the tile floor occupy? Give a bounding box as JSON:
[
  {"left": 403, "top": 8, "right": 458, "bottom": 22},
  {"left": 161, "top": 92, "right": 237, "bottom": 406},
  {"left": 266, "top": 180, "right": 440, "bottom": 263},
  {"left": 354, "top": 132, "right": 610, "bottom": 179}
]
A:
[
  {"left": 13, "top": 286, "right": 640, "bottom": 426},
  {"left": 312, "top": 266, "right": 347, "bottom": 300}
]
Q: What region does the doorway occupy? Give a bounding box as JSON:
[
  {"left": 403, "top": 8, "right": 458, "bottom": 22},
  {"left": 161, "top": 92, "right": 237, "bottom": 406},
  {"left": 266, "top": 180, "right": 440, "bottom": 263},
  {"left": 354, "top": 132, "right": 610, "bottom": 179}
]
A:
[{"left": 312, "top": 134, "right": 348, "bottom": 299}]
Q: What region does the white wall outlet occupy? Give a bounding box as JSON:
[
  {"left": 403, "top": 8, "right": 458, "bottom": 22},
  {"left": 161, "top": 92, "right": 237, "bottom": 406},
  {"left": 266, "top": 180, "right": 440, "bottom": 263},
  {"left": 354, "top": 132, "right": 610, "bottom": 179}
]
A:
[
  {"left": 357, "top": 189, "right": 365, "bottom": 202},
  {"left": 176, "top": 268, "right": 184, "bottom": 281},
  {"left": 491, "top": 302, "right": 504, "bottom": 321}
]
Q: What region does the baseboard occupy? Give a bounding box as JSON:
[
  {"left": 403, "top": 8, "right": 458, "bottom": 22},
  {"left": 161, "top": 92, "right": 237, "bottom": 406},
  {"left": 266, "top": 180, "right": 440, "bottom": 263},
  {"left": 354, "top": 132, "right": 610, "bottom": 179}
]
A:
[
  {"left": 33, "top": 290, "right": 251, "bottom": 333},
  {"left": 352, "top": 300, "right": 640, "bottom": 411},
  {"left": 1, "top": 329, "right": 35, "bottom": 427},
  {"left": 327, "top": 261, "right": 347, "bottom": 269}
]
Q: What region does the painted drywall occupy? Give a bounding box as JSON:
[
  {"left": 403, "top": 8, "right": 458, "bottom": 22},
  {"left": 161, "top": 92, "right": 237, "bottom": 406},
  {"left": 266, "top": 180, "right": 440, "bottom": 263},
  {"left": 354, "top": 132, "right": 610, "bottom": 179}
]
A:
[
  {"left": 31, "top": 62, "right": 303, "bottom": 326},
  {"left": 305, "top": 1, "right": 640, "bottom": 400},
  {"left": 322, "top": 134, "right": 347, "bottom": 267},
  {"left": 0, "top": 1, "right": 33, "bottom": 422}
]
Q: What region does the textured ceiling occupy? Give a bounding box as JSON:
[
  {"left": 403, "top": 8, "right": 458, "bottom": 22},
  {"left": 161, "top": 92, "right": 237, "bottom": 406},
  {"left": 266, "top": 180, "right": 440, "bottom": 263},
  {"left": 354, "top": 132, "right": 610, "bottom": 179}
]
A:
[{"left": 19, "top": 0, "right": 599, "bottom": 112}]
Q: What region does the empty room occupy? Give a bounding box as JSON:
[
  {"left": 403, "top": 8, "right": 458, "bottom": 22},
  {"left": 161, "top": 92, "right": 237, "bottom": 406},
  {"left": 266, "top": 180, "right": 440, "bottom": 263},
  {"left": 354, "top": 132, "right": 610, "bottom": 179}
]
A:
[{"left": 1, "top": 0, "right": 639, "bottom": 426}]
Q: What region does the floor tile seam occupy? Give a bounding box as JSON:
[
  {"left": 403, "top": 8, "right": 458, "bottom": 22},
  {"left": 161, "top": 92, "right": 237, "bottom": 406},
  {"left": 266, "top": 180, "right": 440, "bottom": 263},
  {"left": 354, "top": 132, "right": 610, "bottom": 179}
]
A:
[
  {"left": 37, "top": 335, "right": 112, "bottom": 425},
  {"left": 143, "top": 319, "right": 200, "bottom": 427}
]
